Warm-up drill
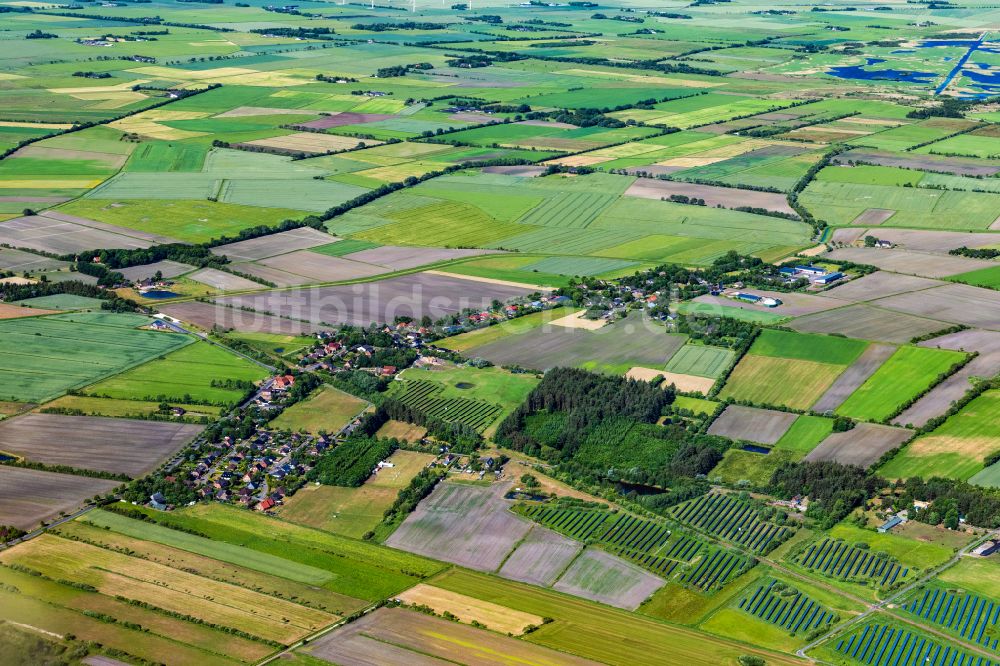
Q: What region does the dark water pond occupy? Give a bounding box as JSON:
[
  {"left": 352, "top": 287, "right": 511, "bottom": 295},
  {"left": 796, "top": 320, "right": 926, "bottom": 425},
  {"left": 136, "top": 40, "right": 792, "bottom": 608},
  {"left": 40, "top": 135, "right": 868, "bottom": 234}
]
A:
[
  {"left": 141, "top": 290, "right": 181, "bottom": 299},
  {"left": 741, "top": 444, "right": 772, "bottom": 454}
]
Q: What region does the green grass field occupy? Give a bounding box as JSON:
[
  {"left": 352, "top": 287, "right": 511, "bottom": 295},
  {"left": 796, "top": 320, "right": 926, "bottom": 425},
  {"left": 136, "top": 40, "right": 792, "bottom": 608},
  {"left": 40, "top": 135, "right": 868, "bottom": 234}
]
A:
[
  {"left": 278, "top": 450, "right": 434, "bottom": 539},
  {"left": 835, "top": 346, "right": 968, "bottom": 422},
  {"left": 269, "top": 386, "right": 369, "bottom": 434},
  {"left": 709, "top": 448, "right": 797, "bottom": 487},
  {"left": 676, "top": 301, "right": 789, "bottom": 324},
  {"left": 750, "top": 329, "right": 868, "bottom": 366},
  {"left": 430, "top": 569, "right": 804, "bottom": 666},
  {"left": 825, "top": 523, "right": 955, "bottom": 571},
  {"left": 82, "top": 341, "right": 268, "bottom": 407},
  {"left": 773, "top": 415, "right": 834, "bottom": 457},
  {"left": 882, "top": 390, "right": 1000, "bottom": 482},
  {"left": 57, "top": 199, "right": 305, "bottom": 244},
  {"left": 950, "top": 265, "right": 1000, "bottom": 289},
  {"left": 719, "top": 354, "right": 847, "bottom": 410},
  {"left": 664, "top": 344, "right": 735, "bottom": 378},
  {"left": 15, "top": 294, "right": 106, "bottom": 310},
  {"left": 0, "top": 314, "right": 192, "bottom": 403},
  {"left": 389, "top": 363, "right": 538, "bottom": 437},
  {"left": 674, "top": 396, "right": 719, "bottom": 416}
]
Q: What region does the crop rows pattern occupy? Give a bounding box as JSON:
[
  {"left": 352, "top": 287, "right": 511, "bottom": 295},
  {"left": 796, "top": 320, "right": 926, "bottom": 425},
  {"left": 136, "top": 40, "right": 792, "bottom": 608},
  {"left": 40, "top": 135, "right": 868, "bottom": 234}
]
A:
[
  {"left": 797, "top": 539, "right": 908, "bottom": 587},
  {"left": 395, "top": 380, "right": 502, "bottom": 433},
  {"left": 835, "top": 624, "right": 997, "bottom": 666}
]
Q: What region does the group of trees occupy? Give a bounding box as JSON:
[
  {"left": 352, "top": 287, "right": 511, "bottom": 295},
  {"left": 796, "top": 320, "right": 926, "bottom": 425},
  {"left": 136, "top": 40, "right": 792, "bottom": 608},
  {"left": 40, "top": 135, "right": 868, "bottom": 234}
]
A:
[
  {"left": 308, "top": 437, "right": 398, "bottom": 487},
  {"left": 902, "top": 477, "right": 1000, "bottom": 528},
  {"left": 770, "top": 461, "right": 884, "bottom": 529}
]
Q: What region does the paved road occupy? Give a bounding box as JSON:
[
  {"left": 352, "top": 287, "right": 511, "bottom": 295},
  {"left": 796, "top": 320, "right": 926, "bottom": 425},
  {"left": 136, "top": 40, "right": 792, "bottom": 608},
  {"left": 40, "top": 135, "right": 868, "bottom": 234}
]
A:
[
  {"left": 795, "top": 531, "right": 997, "bottom": 662},
  {"left": 0, "top": 503, "right": 97, "bottom": 551}
]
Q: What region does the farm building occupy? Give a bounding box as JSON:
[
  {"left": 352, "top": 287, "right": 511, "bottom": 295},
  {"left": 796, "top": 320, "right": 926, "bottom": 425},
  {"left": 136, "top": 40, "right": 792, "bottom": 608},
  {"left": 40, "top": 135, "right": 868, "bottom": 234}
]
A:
[
  {"left": 972, "top": 540, "right": 1000, "bottom": 557},
  {"left": 877, "top": 515, "right": 904, "bottom": 533},
  {"left": 814, "top": 272, "right": 845, "bottom": 285},
  {"left": 730, "top": 291, "right": 782, "bottom": 307}
]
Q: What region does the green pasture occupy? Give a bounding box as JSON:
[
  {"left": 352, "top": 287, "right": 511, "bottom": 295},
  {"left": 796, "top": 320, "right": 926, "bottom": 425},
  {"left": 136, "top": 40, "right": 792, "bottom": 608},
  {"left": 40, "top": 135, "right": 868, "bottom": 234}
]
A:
[
  {"left": 0, "top": 314, "right": 192, "bottom": 403},
  {"left": 82, "top": 341, "right": 268, "bottom": 407},
  {"left": 835, "top": 346, "right": 968, "bottom": 422}
]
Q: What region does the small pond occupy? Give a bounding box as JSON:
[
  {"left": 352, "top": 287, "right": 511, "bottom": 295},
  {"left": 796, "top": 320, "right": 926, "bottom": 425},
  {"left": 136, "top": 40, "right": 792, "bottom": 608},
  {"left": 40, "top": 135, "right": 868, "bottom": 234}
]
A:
[{"left": 141, "top": 290, "right": 181, "bottom": 299}]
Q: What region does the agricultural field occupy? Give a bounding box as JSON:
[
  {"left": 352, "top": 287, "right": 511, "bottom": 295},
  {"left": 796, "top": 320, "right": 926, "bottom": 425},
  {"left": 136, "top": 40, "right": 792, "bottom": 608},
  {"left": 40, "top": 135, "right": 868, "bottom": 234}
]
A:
[
  {"left": 463, "top": 311, "right": 687, "bottom": 375},
  {"left": 835, "top": 346, "right": 969, "bottom": 422},
  {"left": 81, "top": 340, "right": 269, "bottom": 408},
  {"left": 389, "top": 363, "right": 538, "bottom": 436},
  {"left": 0, "top": 313, "right": 192, "bottom": 403},
  {"left": 277, "top": 449, "right": 434, "bottom": 538},
  {"left": 0, "top": 413, "right": 202, "bottom": 477},
  {"left": 216, "top": 272, "right": 536, "bottom": 327},
  {"left": 6, "top": 1, "right": 1000, "bottom": 663},
  {"left": 269, "top": 386, "right": 370, "bottom": 434},
  {"left": 720, "top": 330, "right": 866, "bottom": 411},
  {"left": 881, "top": 390, "right": 1000, "bottom": 482}
]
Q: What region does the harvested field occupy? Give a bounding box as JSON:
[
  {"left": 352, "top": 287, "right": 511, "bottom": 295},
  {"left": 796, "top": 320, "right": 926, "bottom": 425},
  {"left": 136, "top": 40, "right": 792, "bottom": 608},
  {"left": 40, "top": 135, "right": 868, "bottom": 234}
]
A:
[
  {"left": 553, "top": 547, "right": 665, "bottom": 611},
  {"left": 849, "top": 208, "right": 895, "bottom": 225},
  {"left": 830, "top": 227, "right": 867, "bottom": 245},
  {"left": 385, "top": 481, "right": 531, "bottom": 572},
  {"left": 819, "top": 272, "right": 945, "bottom": 303},
  {"left": 692, "top": 290, "right": 846, "bottom": 317},
  {"left": 342, "top": 246, "right": 497, "bottom": 271},
  {"left": 481, "top": 165, "right": 546, "bottom": 176},
  {"left": 707, "top": 405, "right": 798, "bottom": 444},
  {"left": 299, "top": 113, "right": 394, "bottom": 130},
  {"left": 303, "top": 606, "right": 600, "bottom": 666},
  {"left": 823, "top": 247, "right": 994, "bottom": 278},
  {"left": 0, "top": 247, "right": 68, "bottom": 273},
  {"left": 812, "top": 343, "right": 896, "bottom": 413},
  {"left": 0, "top": 466, "right": 119, "bottom": 530},
  {"left": 215, "top": 273, "right": 535, "bottom": 327},
  {"left": 467, "top": 314, "right": 685, "bottom": 375},
  {"left": 395, "top": 584, "right": 544, "bottom": 635},
  {"left": 894, "top": 330, "right": 1000, "bottom": 427},
  {"left": 788, "top": 303, "right": 949, "bottom": 344},
  {"left": 258, "top": 250, "right": 387, "bottom": 283},
  {"left": 117, "top": 260, "right": 193, "bottom": 283},
  {"left": 211, "top": 227, "right": 335, "bottom": 262},
  {"left": 39, "top": 210, "right": 179, "bottom": 245},
  {"left": 659, "top": 371, "right": 716, "bottom": 393},
  {"left": 498, "top": 526, "right": 583, "bottom": 587},
  {"left": 0, "top": 302, "right": 58, "bottom": 319},
  {"left": 0, "top": 214, "right": 155, "bottom": 254},
  {"left": 550, "top": 310, "right": 606, "bottom": 330},
  {"left": 187, "top": 268, "right": 262, "bottom": 291},
  {"left": 804, "top": 422, "right": 912, "bottom": 467},
  {"left": 242, "top": 132, "right": 371, "bottom": 154},
  {"left": 0, "top": 414, "right": 203, "bottom": 477},
  {"left": 848, "top": 228, "right": 1000, "bottom": 252},
  {"left": 873, "top": 283, "right": 1000, "bottom": 330},
  {"left": 375, "top": 420, "right": 427, "bottom": 442},
  {"left": 159, "top": 302, "right": 311, "bottom": 335},
  {"left": 624, "top": 178, "right": 796, "bottom": 215},
  {"left": 833, "top": 150, "right": 1000, "bottom": 177}
]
